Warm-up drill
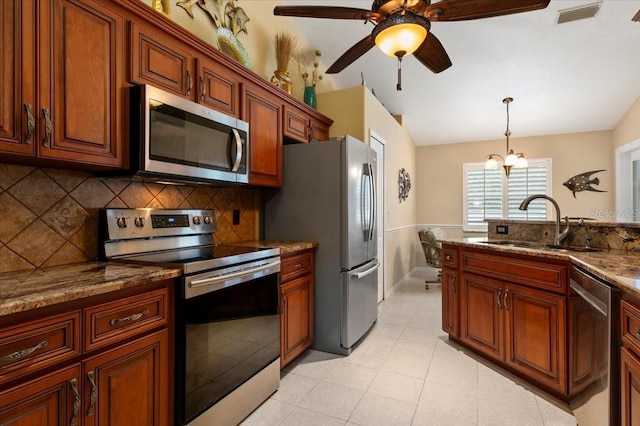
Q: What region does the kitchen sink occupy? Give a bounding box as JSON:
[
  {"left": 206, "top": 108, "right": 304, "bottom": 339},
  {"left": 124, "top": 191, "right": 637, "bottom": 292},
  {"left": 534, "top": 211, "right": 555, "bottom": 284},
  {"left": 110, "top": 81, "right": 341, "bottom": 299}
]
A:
[{"left": 478, "top": 240, "right": 602, "bottom": 253}]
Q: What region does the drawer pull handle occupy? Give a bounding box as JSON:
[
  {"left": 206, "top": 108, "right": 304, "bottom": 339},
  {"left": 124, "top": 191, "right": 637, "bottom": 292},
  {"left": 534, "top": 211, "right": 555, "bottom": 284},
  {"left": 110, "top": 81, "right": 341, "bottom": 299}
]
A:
[
  {"left": 0, "top": 339, "right": 48, "bottom": 362},
  {"left": 200, "top": 75, "right": 206, "bottom": 100},
  {"left": 292, "top": 263, "right": 303, "bottom": 269},
  {"left": 497, "top": 289, "right": 502, "bottom": 310},
  {"left": 24, "top": 103, "right": 35, "bottom": 144},
  {"left": 87, "top": 371, "right": 97, "bottom": 416},
  {"left": 187, "top": 70, "right": 193, "bottom": 95},
  {"left": 42, "top": 108, "right": 52, "bottom": 147},
  {"left": 635, "top": 329, "right": 640, "bottom": 341},
  {"left": 70, "top": 378, "right": 80, "bottom": 426},
  {"left": 110, "top": 309, "right": 148, "bottom": 326}
]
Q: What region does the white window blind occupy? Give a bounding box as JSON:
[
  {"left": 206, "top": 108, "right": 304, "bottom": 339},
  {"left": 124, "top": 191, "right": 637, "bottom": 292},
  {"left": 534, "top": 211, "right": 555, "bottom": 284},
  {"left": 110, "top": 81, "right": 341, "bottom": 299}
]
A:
[{"left": 463, "top": 159, "right": 552, "bottom": 232}]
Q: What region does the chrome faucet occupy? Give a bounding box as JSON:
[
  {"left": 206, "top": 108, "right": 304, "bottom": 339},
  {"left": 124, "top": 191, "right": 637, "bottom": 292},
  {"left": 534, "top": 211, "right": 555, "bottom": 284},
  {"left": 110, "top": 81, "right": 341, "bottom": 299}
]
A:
[{"left": 518, "top": 194, "right": 570, "bottom": 246}]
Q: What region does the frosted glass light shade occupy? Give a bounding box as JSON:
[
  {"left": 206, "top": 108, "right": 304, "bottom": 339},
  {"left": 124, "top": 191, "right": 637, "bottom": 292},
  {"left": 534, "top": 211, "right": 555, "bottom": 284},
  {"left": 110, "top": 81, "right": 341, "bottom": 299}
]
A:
[
  {"left": 375, "top": 23, "right": 427, "bottom": 57},
  {"left": 485, "top": 156, "right": 499, "bottom": 169}
]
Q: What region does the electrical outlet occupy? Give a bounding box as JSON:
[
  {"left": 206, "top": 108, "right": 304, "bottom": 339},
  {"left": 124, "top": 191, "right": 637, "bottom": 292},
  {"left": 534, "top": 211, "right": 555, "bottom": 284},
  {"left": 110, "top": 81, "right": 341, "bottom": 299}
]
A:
[
  {"left": 496, "top": 225, "right": 509, "bottom": 234},
  {"left": 233, "top": 209, "right": 240, "bottom": 225}
]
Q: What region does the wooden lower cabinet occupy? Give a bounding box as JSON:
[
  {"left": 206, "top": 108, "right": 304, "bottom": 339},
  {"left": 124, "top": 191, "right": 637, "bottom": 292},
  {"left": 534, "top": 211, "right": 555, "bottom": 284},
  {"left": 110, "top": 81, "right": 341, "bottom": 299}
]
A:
[
  {"left": 0, "top": 283, "right": 171, "bottom": 426},
  {"left": 83, "top": 330, "right": 168, "bottom": 426},
  {"left": 280, "top": 249, "right": 314, "bottom": 368},
  {"left": 0, "top": 364, "right": 80, "bottom": 426},
  {"left": 441, "top": 267, "right": 458, "bottom": 337},
  {"left": 459, "top": 272, "right": 566, "bottom": 394},
  {"left": 621, "top": 347, "right": 640, "bottom": 426}
]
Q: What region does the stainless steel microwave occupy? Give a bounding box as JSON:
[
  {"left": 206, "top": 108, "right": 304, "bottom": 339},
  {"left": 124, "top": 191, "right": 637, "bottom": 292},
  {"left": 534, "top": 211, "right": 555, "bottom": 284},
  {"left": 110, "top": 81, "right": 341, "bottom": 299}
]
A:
[{"left": 126, "top": 84, "right": 248, "bottom": 185}]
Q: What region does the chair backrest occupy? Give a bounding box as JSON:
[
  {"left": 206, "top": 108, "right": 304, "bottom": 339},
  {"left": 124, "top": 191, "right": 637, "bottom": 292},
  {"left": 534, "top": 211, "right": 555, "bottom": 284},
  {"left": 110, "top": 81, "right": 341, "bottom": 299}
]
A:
[{"left": 418, "top": 228, "right": 446, "bottom": 268}]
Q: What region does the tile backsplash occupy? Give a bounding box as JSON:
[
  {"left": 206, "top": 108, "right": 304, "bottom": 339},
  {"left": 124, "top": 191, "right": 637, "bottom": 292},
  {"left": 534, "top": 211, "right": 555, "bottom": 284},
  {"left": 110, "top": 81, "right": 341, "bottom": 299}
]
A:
[{"left": 0, "top": 163, "right": 260, "bottom": 273}]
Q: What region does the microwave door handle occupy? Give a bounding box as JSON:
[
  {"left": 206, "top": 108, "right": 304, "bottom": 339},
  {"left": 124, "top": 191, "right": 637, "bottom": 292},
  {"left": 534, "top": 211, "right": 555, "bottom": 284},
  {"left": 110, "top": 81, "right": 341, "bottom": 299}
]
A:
[{"left": 230, "top": 128, "right": 243, "bottom": 172}]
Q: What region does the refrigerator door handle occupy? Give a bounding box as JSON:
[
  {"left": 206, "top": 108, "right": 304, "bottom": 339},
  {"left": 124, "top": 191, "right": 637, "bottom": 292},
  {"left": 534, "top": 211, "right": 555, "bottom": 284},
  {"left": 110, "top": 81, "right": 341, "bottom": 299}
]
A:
[
  {"left": 362, "top": 164, "right": 371, "bottom": 241},
  {"left": 368, "top": 163, "right": 376, "bottom": 243},
  {"left": 349, "top": 260, "right": 380, "bottom": 279}
]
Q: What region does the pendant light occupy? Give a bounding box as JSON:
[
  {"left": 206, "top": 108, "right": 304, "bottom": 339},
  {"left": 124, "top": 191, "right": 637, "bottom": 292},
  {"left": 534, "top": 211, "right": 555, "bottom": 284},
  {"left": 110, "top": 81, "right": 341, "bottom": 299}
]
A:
[{"left": 484, "top": 97, "right": 528, "bottom": 177}]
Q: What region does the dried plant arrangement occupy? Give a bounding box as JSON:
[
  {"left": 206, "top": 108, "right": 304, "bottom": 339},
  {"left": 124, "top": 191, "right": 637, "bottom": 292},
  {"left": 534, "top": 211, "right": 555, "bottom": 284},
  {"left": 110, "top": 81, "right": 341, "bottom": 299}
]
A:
[
  {"left": 295, "top": 49, "right": 323, "bottom": 88},
  {"left": 271, "top": 32, "right": 297, "bottom": 93}
]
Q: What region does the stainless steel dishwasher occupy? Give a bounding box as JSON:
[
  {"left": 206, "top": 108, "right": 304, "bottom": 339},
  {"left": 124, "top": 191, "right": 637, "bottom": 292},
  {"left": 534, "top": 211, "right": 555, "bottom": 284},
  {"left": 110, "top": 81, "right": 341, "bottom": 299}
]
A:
[{"left": 569, "top": 264, "right": 620, "bottom": 426}]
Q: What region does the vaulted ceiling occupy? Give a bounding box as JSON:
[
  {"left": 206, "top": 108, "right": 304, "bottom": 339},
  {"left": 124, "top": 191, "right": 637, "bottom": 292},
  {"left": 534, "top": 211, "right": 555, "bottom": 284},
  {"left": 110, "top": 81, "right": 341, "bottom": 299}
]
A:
[{"left": 281, "top": 0, "right": 640, "bottom": 146}]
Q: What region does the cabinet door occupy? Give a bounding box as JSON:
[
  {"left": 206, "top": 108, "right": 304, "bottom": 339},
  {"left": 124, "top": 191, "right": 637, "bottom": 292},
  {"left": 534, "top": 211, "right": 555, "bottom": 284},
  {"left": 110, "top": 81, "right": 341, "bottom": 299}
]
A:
[
  {"left": 621, "top": 347, "right": 640, "bottom": 426},
  {"left": 83, "top": 329, "right": 168, "bottom": 426},
  {"left": 283, "top": 104, "right": 310, "bottom": 143},
  {"left": 130, "top": 21, "right": 194, "bottom": 98},
  {"left": 281, "top": 274, "right": 314, "bottom": 368},
  {"left": 39, "top": 0, "right": 125, "bottom": 167},
  {"left": 0, "top": 0, "right": 35, "bottom": 157},
  {"left": 0, "top": 363, "right": 81, "bottom": 426},
  {"left": 441, "top": 267, "right": 458, "bottom": 337},
  {"left": 459, "top": 274, "right": 504, "bottom": 361},
  {"left": 310, "top": 116, "right": 329, "bottom": 142},
  {"left": 197, "top": 57, "right": 239, "bottom": 117},
  {"left": 243, "top": 84, "right": 282, "bottom": 187},
  {"left": 504, "top": 285, "right": 566, "bottom": 393}
]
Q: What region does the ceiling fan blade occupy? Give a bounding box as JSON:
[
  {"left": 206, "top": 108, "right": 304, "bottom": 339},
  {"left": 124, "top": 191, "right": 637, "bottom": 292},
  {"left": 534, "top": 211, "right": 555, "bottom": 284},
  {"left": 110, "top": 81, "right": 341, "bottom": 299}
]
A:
[
  {"left": 633, "top": 9, "right": 640, "bottom": 22},
  {"left": 274, "top": 6, "right": 382, "bottom": 22},
  {"left": 326, "top": 35, "right": 376, "bottom": 74},
  {"left": 413, "top": 32, "right": 452, "bottom": 73},
  {"left": 425, "top": 0, "right": 550, "bottom": 21}
]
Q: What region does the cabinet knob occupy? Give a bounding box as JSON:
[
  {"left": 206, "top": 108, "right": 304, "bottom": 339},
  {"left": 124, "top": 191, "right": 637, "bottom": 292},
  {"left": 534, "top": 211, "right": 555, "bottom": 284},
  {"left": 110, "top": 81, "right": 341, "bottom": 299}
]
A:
[
  {"left": 635, "top": 329, "right": 640, "bottom": 341},
  {"left": 445, "top": 254, "right": 451, "bottom": 261}
]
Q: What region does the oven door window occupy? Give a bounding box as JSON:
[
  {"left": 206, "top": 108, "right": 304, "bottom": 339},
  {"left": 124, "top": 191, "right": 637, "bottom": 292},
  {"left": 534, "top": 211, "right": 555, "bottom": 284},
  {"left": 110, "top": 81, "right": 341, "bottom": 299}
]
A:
[
  {"left": 181, "top": 273, "right": 279, "bottom": 423},
  {"left": 149, "top": 101, "right": 247, "bottom": 174}
]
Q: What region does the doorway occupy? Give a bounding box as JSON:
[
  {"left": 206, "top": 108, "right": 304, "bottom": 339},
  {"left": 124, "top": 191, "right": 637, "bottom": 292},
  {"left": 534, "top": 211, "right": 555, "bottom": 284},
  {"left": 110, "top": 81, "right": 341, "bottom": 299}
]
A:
[
  {"left": 615, "top": 138, "right": 640, "bottom": 222},
  {"left": 370, "top": 132, "right": 386, "bottom": 303}
]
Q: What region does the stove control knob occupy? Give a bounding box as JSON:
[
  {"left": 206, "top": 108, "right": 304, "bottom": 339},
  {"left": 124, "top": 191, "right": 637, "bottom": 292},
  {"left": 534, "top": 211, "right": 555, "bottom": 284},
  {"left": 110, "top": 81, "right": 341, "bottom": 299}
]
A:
[
  {"left": 204, "top": 216, "right": 212, "bottom": 225},
  {"left": 134, "top": 217, "right": 145, "bottom": 228},
  {"left": 193, "top": 216, "right": 202, "bottom": 225},
  {"left": 116, "top": 217, "right": 127, "bottom": 229}
]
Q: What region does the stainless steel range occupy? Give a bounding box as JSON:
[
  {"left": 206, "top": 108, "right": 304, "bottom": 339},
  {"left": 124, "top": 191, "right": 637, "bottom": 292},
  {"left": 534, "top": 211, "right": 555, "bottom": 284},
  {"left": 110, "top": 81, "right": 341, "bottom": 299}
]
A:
[{"left": 100, "top": 208, "right": 281, "bottom": 426}]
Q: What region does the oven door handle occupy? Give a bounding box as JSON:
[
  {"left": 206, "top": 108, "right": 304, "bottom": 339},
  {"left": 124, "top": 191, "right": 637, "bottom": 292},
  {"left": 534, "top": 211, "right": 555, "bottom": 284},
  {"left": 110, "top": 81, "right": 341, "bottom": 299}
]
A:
[{"left": 188, "top": 259, "right": 281, "bottom": 289}]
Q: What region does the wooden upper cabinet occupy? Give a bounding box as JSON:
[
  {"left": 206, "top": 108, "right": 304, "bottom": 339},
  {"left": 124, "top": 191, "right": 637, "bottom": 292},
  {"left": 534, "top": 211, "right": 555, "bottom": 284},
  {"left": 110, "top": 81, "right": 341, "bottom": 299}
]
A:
[
  {"left": 197, "top": 57, "right": 240, "bottom": 117},
  {"left": 243, "top": 83, "right": 282, "bottom": 187},
  {"left": 0, "top": 0, "right": 35, "bottom": 157},
  {"left": 283, "top": 103, "right": 331, "bottom": 143},
  {"left": 130, "top": 21, "right": 194, "bottom": 98}
]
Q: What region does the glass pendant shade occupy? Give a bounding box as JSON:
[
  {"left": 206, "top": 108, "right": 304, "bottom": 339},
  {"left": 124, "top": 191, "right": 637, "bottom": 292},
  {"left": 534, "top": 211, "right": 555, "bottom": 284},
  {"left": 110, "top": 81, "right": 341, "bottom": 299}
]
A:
[
  {"left": 515, "top": 154, "right": 528, "bottom": 168},
  {"left": 375, "top": 23, "right": 427, "bottom": 57},
  {"left": 504, "top": 150, "right": 518, "bottom": 166},
  {"left": 485, "top": 155, "right": 499, "bottom": 169}
]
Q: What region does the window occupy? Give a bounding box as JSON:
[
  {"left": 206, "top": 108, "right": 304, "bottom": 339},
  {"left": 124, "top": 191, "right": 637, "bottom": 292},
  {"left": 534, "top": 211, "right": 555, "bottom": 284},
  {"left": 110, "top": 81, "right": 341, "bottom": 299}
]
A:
[{"left": 463, "top": 159, "right": 552, "bottom": 232}]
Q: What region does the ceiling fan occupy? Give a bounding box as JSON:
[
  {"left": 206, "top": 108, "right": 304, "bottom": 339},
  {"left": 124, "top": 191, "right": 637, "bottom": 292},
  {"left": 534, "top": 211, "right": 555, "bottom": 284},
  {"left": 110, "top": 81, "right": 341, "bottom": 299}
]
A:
[{"left": 274, "top": 0, "right": 551, "bottom": 90}]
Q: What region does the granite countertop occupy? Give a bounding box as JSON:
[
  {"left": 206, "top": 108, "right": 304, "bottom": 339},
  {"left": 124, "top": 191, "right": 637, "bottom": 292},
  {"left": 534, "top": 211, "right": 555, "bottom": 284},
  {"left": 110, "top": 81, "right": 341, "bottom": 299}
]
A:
[
  {"left": 235, "top": 240, "right": 318, "bottom": 254},
  {"left": 443, "top": 237, "right": 640, "bottom": 298},
  {"left": 0, "top": 262, "right": 181, "bottom": 317}
]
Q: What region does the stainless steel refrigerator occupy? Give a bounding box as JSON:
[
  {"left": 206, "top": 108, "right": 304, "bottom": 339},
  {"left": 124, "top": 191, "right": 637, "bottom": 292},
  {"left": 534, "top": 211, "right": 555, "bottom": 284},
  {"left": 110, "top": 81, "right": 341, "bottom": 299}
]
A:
[{"left": 265, "top": 135, "right": 378, "bottom": 355}]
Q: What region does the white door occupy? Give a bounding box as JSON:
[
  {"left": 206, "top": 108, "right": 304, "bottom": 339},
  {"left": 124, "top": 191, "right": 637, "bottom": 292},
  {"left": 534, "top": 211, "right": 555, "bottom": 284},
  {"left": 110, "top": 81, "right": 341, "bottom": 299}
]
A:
[{"left": 370, "top": 133, "right": 386, "bottom": 302}]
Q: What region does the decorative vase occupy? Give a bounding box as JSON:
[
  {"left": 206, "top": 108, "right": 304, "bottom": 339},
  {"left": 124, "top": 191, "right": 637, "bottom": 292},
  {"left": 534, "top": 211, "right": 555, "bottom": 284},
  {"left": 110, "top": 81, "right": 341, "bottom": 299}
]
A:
[
  {"left": 303, "top": 86, "right": 317, "bottom": 109},
  {"left": 272, "top": 70, "right": 292, "bottom": 94}
]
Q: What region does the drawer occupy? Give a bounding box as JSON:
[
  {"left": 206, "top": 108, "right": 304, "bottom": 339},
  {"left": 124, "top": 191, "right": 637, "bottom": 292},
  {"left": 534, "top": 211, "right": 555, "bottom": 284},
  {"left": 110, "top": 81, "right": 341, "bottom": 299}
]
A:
[
  {"left": 622, "top": 300, "right": 640, "bottom": 354},
  {"left": 462, "top": 249, "right": 568, "bottom": 293},
  {"left": 281, "top": 250, "right": 313, "bottom": 283},
  {"left": 442, "top": 245, "right": 459, "bottom": 268},
  {"left": 0, "top": 311, "right": 80, "bottom": 385},
  {"left": 84, "top": 288, "right": 168, "bottom": 352}
]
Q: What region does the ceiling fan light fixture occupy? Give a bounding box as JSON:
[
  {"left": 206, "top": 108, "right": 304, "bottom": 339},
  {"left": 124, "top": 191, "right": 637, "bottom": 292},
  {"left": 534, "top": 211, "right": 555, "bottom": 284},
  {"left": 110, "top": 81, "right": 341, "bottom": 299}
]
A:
[{"left": 372, "top": 12, "right": 430, "bottom": 57}]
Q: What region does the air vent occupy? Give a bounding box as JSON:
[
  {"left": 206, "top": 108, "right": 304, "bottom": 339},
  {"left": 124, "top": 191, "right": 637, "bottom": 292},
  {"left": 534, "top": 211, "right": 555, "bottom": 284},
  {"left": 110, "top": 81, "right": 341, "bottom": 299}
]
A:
[{"left": 556, "top": 2, "right": 602, "bottom": 24}]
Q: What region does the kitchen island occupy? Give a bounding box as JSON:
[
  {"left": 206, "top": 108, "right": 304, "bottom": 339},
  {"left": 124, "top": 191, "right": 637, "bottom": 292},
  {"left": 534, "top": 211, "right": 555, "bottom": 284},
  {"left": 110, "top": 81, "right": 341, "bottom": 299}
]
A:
[{"left": 440, "top": 237, "right": 640, "bottom": 426}]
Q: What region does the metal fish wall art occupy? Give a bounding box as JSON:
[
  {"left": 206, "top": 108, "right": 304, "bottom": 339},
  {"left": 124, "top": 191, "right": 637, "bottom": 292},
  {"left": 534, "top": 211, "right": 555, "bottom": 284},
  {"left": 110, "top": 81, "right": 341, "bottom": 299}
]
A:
[{"left": 563, "top": 169, "right": 607, "bottom": 198}]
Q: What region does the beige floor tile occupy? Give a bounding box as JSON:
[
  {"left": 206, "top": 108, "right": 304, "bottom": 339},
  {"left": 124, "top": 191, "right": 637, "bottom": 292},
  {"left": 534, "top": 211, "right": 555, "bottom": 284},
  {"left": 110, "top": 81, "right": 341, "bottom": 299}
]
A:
[
  {"left": 368, "top": 370, "right": 424, "bottom": 404},
  {"left": 240, "top": 399, "right": 296, "bottom": 426},
  {"left": 286, "top": 349, "right": 341, "bottom": 380},
  {"left": 271, "top": 372, "right": 319, "bottom": 405},
  {"left": 297, "top": 381, "right": 364, "bottom": 420},
  {"left": 381, "top": 338, "right": 436, "bottom": 379},
  {"left": 419, "top": 377, "right": 477, "bottom": 423},
  {"left": 280, "top": 407, "right": 347, "bottom": 426},
  {"left": 412, "top": 403, "right": 476, "bottom": 426},
  {"left": 349, "top": 393, "right": 416, "bottom": 426},
  {"left": 322, "top": 362, "right": 378, "bottom": 392}
]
